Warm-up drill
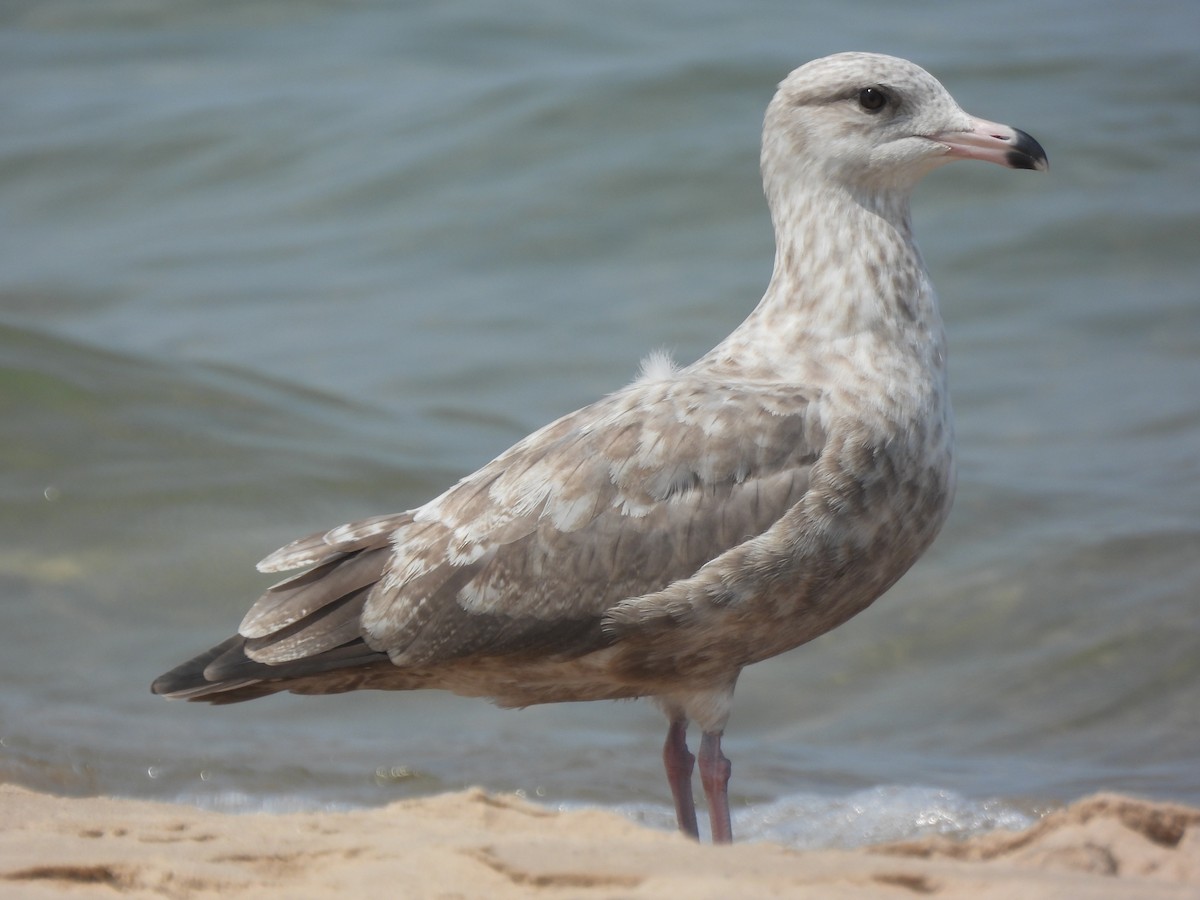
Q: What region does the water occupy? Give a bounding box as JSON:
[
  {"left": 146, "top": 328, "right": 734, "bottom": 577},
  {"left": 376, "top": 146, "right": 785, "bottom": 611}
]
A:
[{"left": 2, "top": 0, "right": 1198, "bottom": 847}]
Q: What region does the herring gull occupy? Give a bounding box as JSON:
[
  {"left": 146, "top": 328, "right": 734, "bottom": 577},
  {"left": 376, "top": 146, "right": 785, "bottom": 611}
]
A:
[{"left": 153, "top": 52, "right": 1047, "bottom": 844}]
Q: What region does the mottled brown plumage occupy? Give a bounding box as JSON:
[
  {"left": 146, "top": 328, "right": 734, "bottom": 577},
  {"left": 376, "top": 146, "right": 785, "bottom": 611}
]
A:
[{"left": 153, "top": 52, "right": 1047, "bottom": 843}]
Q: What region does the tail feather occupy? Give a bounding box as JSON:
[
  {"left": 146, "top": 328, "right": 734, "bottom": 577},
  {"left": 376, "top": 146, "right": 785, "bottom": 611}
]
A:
[{"left": 153, "top": 537, "right": 396, "bottom": 704}]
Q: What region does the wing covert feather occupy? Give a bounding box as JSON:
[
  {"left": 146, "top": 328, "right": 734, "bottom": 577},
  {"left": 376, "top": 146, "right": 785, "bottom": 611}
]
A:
[{"left": 359, "top": 378, "right": 824, "bottom": 663}]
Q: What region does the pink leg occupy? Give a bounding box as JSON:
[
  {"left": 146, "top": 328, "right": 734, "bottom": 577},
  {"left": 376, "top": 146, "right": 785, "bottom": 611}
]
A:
[
  {"left": 698, "top": 730, "right": 733, "bottom": 844},
  {"left": 662, "top": 717, "right": 699, "bottom": 839}
]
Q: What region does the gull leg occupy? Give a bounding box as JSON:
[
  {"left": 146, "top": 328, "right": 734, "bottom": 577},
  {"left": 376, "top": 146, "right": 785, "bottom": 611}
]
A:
[
  {"left": 662, "top": 717, "right": 699, "bottom": 839},
  {"left": 698, "top": 730, "right": 733, "bottom": 844}
]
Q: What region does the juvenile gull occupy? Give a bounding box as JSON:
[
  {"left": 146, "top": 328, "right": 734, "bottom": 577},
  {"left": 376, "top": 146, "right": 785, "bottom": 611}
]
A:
[{"left": 153, "top": 52, "right": 1047, "bottom": 844}]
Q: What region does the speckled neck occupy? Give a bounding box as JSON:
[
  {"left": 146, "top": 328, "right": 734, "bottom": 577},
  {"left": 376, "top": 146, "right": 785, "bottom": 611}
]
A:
[{"left": 698, "top": 180, "right": 945, "bottom": 385}]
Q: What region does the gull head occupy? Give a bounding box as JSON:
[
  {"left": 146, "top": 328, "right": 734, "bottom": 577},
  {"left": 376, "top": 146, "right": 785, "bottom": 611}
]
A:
[{"left": 762, "top": 52, "right": 1048, "bottom": 202}]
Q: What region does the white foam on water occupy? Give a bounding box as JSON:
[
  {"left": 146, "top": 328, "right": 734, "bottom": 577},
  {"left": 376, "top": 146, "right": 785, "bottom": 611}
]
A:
[{"left": 602, "top": 784, "right": 1035, "bottom": 848}]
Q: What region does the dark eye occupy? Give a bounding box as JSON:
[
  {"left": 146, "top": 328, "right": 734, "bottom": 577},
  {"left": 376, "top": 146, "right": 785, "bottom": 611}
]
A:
[{"left": 858, "top": 87, "right": 889, "bottom": 113}]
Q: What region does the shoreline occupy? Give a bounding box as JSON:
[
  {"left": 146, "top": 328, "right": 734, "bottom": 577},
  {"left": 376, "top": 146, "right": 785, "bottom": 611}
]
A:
[{"left": 3, "top": 785, "right": 1197, "bottom": 898}]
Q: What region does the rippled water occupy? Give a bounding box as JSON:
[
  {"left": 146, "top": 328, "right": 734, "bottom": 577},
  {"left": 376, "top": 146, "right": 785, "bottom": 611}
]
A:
[{"left": 2, "top": 1, "right": 1197, "bottom": 845}]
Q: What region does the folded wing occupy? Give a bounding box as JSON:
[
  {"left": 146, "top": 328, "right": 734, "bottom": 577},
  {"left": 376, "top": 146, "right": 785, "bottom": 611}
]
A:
[{"left": 153, "top": 373, "right": 824, "bottom": 701}]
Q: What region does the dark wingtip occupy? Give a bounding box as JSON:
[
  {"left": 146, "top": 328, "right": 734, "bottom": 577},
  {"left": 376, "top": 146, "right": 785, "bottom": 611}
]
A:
[
  {"left": 151, "top": 636, "right": 245, "bottom": 698},
  {"left": 1007, "top": 127, "right": 1049, "bottom": 172}
]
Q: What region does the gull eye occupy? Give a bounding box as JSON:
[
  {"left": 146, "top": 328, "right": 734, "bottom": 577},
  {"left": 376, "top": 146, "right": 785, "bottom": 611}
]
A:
[{"left": 857, "top": 87, "right": 889, "bottom": 113}]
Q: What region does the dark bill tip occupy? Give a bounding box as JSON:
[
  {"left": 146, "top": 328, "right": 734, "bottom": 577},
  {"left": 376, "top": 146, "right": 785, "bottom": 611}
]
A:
[{"left": 1006, "top": 127, "right": 1049, "bottom": 172}]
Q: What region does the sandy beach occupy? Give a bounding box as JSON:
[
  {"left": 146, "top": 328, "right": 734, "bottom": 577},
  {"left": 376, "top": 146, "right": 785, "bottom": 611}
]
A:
[{"left": 2, "top": 786, "right": 1196, "bottom": 899}]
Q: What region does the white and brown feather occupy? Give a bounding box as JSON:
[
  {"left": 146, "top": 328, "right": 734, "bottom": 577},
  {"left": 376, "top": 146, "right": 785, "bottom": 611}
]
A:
[{"left": 153, "top": 52, "right": 972, "bottom": 733}]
